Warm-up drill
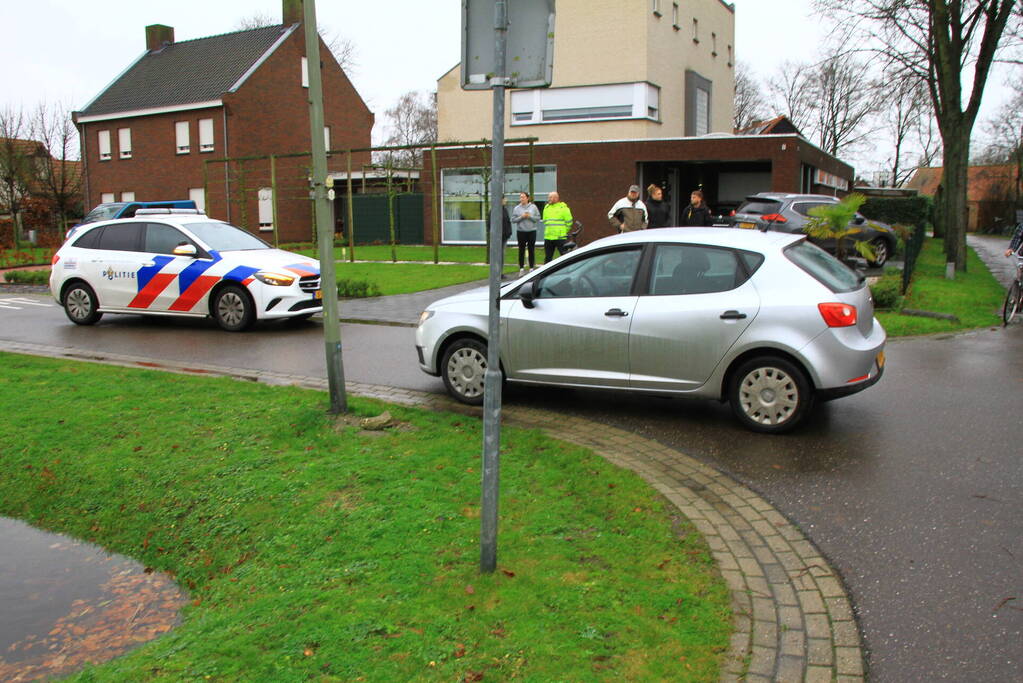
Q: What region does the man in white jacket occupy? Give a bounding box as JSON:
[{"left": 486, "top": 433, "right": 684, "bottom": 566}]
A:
[{"left": 607, "top": 184, "right": 648, "bottom": 233}]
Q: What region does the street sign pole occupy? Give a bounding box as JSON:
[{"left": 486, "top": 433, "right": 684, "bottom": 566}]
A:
[
  {"left": 303, "top": 0, "right": 347, "bottom": 414},
  {"left": 479, "top": 0, "right": 508, "bottom": 574}
]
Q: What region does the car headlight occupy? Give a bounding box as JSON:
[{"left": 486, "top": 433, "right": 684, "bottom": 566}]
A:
[
  {"left": 418, "top": 310, "right": 434, "bottom": 326},
  {"left": 253, "top": 271, "right": 296, "bottom": 286}
]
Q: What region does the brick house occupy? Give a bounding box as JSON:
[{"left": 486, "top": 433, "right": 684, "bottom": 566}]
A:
[
  {"left": 907, "top": 164, "right": 1021, "bottom": 232},
  {"left": 73, "top": 0, "right": 373, "bottom": 243}
]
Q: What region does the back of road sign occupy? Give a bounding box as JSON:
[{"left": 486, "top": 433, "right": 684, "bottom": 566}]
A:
[{"left": 461, "top": 0, "right": 555, "bottom": 89}]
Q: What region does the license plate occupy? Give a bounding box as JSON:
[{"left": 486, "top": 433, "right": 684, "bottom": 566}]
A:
[
  {"left": 876, "top": 351, "right": 885, "bottom": 369},
  {"left": 314, "top": 290, "right": 322, "bottom": 300},
  {"left": 738, "top": 222, "right": 756, "bottom": 229}
]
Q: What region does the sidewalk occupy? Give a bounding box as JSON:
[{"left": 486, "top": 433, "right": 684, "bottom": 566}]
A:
[{"left": 967, "top": 233, "right": 1016, "bottom": 288}]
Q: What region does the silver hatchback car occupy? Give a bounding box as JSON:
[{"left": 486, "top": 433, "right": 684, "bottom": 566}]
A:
[{"left": 415, "top": 228, "right": 886, "bottom": 433}]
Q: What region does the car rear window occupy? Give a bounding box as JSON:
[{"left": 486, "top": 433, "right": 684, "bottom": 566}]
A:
[
  {"left": 735, "top": 199, "right": 782, "bottom": 215},
  {"left": 784, "top": 240, "right": 862, "bottom": 292}
]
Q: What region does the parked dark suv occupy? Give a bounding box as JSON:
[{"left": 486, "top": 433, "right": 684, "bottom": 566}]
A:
[{"left": 730, "top": 193, "right": 897, "bottom": 267}]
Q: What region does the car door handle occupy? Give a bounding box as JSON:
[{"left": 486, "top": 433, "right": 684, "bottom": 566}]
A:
[
  {"left": 605, "top": 308, "right": 629, "bottom": 317},
  {"left": 720, "top": 310, "right": 747, "bottom": 320},
  {"left": 142, "top": 261, "right": 155, "bottom": 267}
]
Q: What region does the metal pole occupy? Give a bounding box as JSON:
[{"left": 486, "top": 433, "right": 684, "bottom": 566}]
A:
[
  {"left": 346, "top": 150, "right": 356, "bottom": 262},
  {"left": 432, "top": 145, "right": 440, "bottom": 264},
  {"left": 270, "top": 154, "right": 279, "bottom": 247},
  {"left": 480, "top": 0, "right": 507, "bottom": 575},
  {"left": 303, "top": 0, "right": 346, "bottom": 414}
]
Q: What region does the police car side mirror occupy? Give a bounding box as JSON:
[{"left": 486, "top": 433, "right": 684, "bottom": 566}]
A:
[{"left": 172, "top": 243, "right": 197, "bottom": 257}]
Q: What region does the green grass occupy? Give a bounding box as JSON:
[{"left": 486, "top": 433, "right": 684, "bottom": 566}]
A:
[
  {"left": 0, "top": 354, "right": 730, "bottom": 682},
  {"left": 289, "top": 244, "right": 520, "bottom": 265},
  {"left": 877, "top": 238, "right": 1006, "bottom": 337},
  {"left": 334, "top": 261, "right": 515, "bottom": 296}
]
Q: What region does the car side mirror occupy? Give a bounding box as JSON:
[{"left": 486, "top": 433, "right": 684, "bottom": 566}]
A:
[
  {"left": 172, "top": 243, "right": 197, "bottom": 257},
  {"left": 519, "top": 279, "right": 539, "bottom": 309},
  {"left": 853, "top": 215, "right": 866, "bottom": 225}
]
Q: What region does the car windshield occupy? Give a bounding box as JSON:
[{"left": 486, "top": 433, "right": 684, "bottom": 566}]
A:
[
  {"left": 735, "top": 199, "right": 782, "bottom": 216},
  {"left": 784, "top": 240, "right": 862, "bottom": 293},
  {"left": 81, "top": 203, "right": 127, "bottom": 225},
  {"left": 182, "top": 222, "right": 270, "bottom": 251}
]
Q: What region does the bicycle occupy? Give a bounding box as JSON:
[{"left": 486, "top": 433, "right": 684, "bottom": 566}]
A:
[{"left": 1003, "top": 253, "right": 1023, "bottom": 326}]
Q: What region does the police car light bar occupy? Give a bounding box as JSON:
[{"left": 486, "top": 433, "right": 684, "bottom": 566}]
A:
[{"left": 134, "top": 208, "right": 204, "bottom": 216}]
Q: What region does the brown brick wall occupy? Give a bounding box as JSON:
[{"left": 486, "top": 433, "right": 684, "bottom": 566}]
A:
[{"left": 78, "top": 27, "right": 373, "bottom": 244}]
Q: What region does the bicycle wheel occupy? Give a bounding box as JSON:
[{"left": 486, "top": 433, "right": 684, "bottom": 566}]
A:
[{"left": 1003, "top": 280, "right": 1022, "bottom": 326}]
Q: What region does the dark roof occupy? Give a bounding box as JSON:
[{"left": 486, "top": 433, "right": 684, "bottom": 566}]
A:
[{"left": 80, "top": 25, "right": 293, "bottom": 118}]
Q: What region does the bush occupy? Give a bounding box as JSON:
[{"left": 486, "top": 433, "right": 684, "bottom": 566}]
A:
[
  {"left": 3, "top": 269, "right": 50, "bottom": 285},
  {"left": 860, "top": 195, "right": 932, "bottom": 228},
  {"left": 337, "top": 278, "right": 381, "bottom": 298},
  {"left": 870, "top": 272, "right": 903, "bottom": 310}
]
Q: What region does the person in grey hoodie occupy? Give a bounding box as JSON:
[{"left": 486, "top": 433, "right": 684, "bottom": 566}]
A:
[{"left": 511, "top": 191, "right": 540, "bottom": 274}]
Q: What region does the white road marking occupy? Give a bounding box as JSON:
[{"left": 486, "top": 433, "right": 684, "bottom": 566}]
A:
[{"left": 0, "top": 298, "right": 54, "bottom": 310}]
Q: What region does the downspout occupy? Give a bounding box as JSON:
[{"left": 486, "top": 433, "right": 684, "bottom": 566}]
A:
[
  {"left": 79, "top": 121, "right": 90, "bottom": 210},
  {"left": 222, "top": 106, "right": 231, "bottom": 222}
]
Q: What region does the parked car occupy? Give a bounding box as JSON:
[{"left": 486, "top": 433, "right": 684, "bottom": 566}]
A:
[
  {"left": 66, "top": 200, "right": 198, "bottom": 240},
  {"left": 729, "top": 193, "right": 897, "bottom": 267},
  {"left": 50, "top": 210, "right": 321, "bottom": 331},
  {"left": 416, "top": 227, "right": 886, "bottom": 433}
]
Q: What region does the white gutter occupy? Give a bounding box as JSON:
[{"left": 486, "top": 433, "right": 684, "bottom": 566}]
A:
[{"left": 76, "top": 100, "right": 223, "bottom": 124}]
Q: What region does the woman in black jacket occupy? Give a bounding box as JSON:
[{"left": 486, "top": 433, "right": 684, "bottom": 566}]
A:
[{"left": 646, "top": 184, "right": 671, "bottom": 229}]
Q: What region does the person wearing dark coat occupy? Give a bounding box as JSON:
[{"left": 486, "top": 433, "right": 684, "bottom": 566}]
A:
[
  {"left": 680, "top": 189, "right": 714, "bottom": 227},
  {"left": 646, "top": 183, "right": 671, "bottom": 228}
]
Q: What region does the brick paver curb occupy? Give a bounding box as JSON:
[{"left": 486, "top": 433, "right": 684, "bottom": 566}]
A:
[{"left": 0, "top": 339, "right": 865, "bottom": 682}]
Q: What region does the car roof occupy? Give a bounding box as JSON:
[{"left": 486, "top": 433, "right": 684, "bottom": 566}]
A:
[
  {"left": 745, "top": 192, "right": 841, "bottom": 203},
  {"left": 581, "top": 227, "right": 803, "bottom": 252}
]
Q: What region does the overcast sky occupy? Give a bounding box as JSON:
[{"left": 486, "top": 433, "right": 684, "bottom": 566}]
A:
[{"left": 1, "top": 0, "right": 1013, "bottom": 172}]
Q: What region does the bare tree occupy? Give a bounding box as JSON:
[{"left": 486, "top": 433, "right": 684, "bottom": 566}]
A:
[
  {"left": 0, "top": 106, "right": 37, "bottom": 249},
  {"left": 234, "top": 14, "right": 357, "bottom": 73},
  {"left": 879, "top": 79, "right": 937, "bottom": 186},
  {"left": 733, "top": 62, "right": 768, "bottom": 131},
  {"left": 380, "top": 91, "right": 438, "bottom": 167},
  {"left": 32, "top": 101, "right": 83, "bottom": 235},
  {"left": 770, "top": 60, "right": 817, "bottom": 135},
  {"left": 815, "top": 0, "right": 1020, "bottom": 271}
]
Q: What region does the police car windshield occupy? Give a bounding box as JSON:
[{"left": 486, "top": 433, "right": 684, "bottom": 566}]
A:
[
  {"left": 184, "top": 222, "right": 270, "bottom": 251},
  {"left": 81, "top": 203, "right": 127, "bottom": 224}
]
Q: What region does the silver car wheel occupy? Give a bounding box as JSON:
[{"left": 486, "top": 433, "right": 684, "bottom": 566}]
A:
[
  {"left": 446, "top": 345, "right": 487, "bottom": 399},
  {"left": 738, "top": 365, "right": 799, "bottom": 425},
  {"left": 212, "top": 285, "right": 254, "bottom": 332},
  {"left": 66, "top": 288, "right": 93, "bottom": 321},
  {"left": 217, "top": 291, "right": 246, "bottom": 326},
  {"left": 870, "top": 238, "right": 889, "bottom": 267}
]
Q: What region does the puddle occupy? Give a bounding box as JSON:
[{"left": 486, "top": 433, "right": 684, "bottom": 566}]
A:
[{"left": 0, "top": 517, "right": 188, "bottom": 681}]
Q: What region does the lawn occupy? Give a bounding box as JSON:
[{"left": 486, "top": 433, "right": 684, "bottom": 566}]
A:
[
  {"left": 335, "top": 261, "right": 516, "bottom": 297},
  {"left": 289, "top": 243, "right": 521, "bottom": 265},
  {"left": 877, "top": 237, "right": 1006, "bottom": 337},
  {"left": 0, "top": 353, "right": 731, "bottom": 682}
]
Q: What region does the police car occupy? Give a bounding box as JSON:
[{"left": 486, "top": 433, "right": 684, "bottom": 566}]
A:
[{"left": 50, "top": 210, "right": 322, "bottom": 331}]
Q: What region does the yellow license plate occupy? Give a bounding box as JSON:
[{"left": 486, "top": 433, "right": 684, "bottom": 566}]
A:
[
  {"left": 738, "top": 222, "right": 756, "bottom": 229},
  {"left": 314, "top": 290, "right": 322, "bottom": 300},
  {"left": 876, "top": 351, "right": 885, "bottom": 369}
]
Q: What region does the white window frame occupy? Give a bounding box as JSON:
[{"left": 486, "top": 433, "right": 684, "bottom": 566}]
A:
[
  {"left": 672, "top": 3, "right": 680, "bottom": 29},
  {"left": 258, "top": 187, "right": 274, "bottom": 232},
  {"left": 121, "top": 191, "right": 135, "bottom": 202},
  {"left": 301, "top": 57, "right": 309, "bottom": 88},
  {"left": 511, "top": 83, "right": 660, "bottom": 126},
  {"left": 652, "top": 0, "right": 662, "bottom": 16},
  {"left": 199, "top": 118, "right": 214, "bottom": 153},
  {"left": 118, "top": 128, "right": 132, "bottom": 159},
  {"left": 692, "top": 18, "right": 700, "bottom": 43},
  {"left": 175, "top": 121, "right": 190, "bottom": 154},
  {"left": 101, "top": 192, "right": 115, "bottom": 203},
  {"left": 189, "top": 187, "right": 206, "bottom": 213},
  {"left": 324, "top": 126, "right": 331, "bottom": 152},
  {"left": 98, "top": 130, "right": 111, "bottom": 161}
]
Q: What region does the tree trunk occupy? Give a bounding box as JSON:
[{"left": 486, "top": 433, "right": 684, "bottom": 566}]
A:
[{"left": 939, "top": 130, "right": 970, "bottom": 271}]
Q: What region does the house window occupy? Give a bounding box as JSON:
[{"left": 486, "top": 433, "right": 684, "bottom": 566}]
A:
[
  {"left": 118, "top": 128, "right": 132, "bottom": 159},
  {"left": 441, "top": 165, "right": 557, "bottom": 244},
  {"left": 672, "top": 3, "right": 680, "bottom": 29},
  {"left": 199, "top": 118, "right": 214, "bottom": 152},
  {"left": 101, "top": 192, "right": 115, "bottom": 203},
  {"left": 511, "top": 83, "right": 660, "bottom": 125},
  {"left": 98, "top": 130, "right": 111, "bottom": 161},
  {"left": 175, "top": 121, "right": 190, "bottom": 154},
  {"left": 121, "top": 191, "right": 135, "bottom": 202},
  {"left": 692, "top": 18, "right": 700, "bottom": 43},
  {"left": 652, "top": 0, "right": 661, "bottom": 16},
  {"left": 684, "top": 70, "right": 712, "bottom": 136},
  {"left": 189, "top": 187, "right": 205, "bottom": 213},
  {"left": 324, "top": 126, "right": 331, "bottom": 152},
  {"left": 728, "top": 45, "right": 733, "bottom": 66},
  {"left": 258, "top": 187, "right": 274, "bottom": 232},
  {"left": 301, "top": 57, "right": 309, "bottom": 88},
  {"left": 712, "top": 33, "right": 717, "bottom": 56}
]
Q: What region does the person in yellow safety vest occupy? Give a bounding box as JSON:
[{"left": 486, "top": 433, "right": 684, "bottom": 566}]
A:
[{"left": 542, "top": 191, "right": 574, "bottom": 263}]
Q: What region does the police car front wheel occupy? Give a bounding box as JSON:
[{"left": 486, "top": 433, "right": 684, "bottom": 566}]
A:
[
  {"left": 63, "top": 282, "right": 103, "bottom": 326},
  {"left": 212, "top": 284, "right": 255, "bottom": 332}
]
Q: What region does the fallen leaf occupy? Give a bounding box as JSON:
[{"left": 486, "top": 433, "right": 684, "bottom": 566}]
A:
[
  {"left": 501, "top": 569, "right": 515, "bottom": 578},
  {"left": 465, "top": 585, "right": 475, "bottom": 595}
]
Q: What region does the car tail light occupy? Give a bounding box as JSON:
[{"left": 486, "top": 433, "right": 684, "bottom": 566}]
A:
[
  {"left": 729, "top": 209, "right": 736, "bottom": 216},
  {"left": 761, "top": 213, "right": 788, "bottom": 223},
  {"left": 51, "top": 253, "right": 60, "bottom": 265},
  {"left": 819, "top": 302, "right": 857, "bottom": 327}
]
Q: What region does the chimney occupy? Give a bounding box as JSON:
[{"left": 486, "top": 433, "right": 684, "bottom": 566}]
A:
[
  {"left": 145, "top": 24, "right": 175, "bottom": 52},
  {"left": 282, "top": 0, "right": 303, "bottom": 25}
]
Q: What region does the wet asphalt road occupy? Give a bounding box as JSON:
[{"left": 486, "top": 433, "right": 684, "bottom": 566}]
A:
[{"left": 1, "top": 291, "right": 1021, "bottom": 681}]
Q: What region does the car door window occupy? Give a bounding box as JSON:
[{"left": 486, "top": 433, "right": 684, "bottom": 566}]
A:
[
  {"left": 72, "top": 227, "right": 103, "bottom": 249},
  {"left": 648, "top": 244, "right": 743, "bottom": 295},
  {"left": 144, "top": 223, "right": 193, "bottom": 255},
  {"left": 536, "top": 248, "right": 641, "bottom": 298},
  {"left": 97, "top": 222, "right": 143, "bottom": 252},
  {"left": 792, "top": 202, "right": 830, "bottom": 217}
]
